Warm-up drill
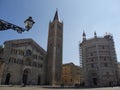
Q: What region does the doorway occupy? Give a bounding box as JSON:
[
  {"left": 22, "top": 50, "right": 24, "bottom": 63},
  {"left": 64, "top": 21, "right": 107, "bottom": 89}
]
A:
[
  {"left": 22, "top": 69, "right": 29, "bottom": 85},
  {"left": 37, "top": 75, "right": 41, "bottom": 85},
  {"left": 5, "top": 73, "right": 11, "bottom": 85},
  {"left": 93, "top": 78, "right": 97, "bottom": 86}
]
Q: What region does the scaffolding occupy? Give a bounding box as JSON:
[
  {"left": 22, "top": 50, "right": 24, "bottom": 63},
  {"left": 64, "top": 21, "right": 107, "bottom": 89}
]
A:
[{"left": 79, "top": 42, "right": 83, "bottom": 68}]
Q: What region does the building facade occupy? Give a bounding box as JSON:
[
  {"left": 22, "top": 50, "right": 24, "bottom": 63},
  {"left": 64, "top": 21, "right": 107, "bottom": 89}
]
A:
[
  {"left": 0, "top": 46, "right": 4, "bottom": 84},
  {"left": 46, "top": 10, "right": 63, "bottom": 85},
  {"left": 79, "top": 32, "right": 118, "bottom": 87},
  {"left": 62, "top": 63, "right": 83, "bottom": 86},
  {"left": 0, "top": 39, "right": 46, "bottom": 85},
  {"left": 117, "top": 62, "right": 120, "bottom": 84}
]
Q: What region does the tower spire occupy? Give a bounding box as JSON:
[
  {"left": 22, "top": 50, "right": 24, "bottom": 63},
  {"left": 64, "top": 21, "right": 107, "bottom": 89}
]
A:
[
  {"left": 94, "top": 31, "right": 97, "bottom": 38},
  {"left": 83, "top": 30, "right": 86, "bottom": 41},
  {"left": 83, "top": 31, "right": 86, "bottom": 37},
  {"left": 53, "top": 9, "right": 59, "bottom": 21},
  {"left": 47, "top": 10, "right": 63, "bottom": 85}
]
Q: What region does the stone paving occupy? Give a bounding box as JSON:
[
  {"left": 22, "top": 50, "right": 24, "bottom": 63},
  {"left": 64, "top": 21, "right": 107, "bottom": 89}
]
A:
[{"left": 0, "top": 86, "right": 120, "bottom": 90}]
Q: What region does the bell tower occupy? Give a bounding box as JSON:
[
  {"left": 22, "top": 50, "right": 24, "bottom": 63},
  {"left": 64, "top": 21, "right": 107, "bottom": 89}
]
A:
[{"left": 46, "top": 10, "right": 63, "bottom": 85}]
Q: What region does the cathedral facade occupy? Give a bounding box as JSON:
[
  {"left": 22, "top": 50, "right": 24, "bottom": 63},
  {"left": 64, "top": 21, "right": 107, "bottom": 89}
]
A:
[{"left": 0, "top": 39, "right": 46, "bottom": 85}]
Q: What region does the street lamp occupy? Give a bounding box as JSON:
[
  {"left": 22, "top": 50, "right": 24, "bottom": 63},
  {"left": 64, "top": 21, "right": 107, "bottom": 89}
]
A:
[{"left": 0, "top": 16, "right": 35, "bottom": 33}]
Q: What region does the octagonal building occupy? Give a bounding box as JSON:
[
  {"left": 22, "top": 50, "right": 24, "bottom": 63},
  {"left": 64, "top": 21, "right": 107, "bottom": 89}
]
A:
[{"left": 79, "top": 32, "right": 118, "bottom": 87}]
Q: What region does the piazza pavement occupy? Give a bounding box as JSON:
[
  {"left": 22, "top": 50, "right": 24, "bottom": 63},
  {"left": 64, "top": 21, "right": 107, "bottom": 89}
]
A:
[{"left": 0, "top": 86, "right": 120, "bottom": 90}]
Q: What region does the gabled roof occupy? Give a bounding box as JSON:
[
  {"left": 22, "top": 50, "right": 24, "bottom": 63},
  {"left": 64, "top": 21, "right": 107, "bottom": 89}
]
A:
[{"left": 4, "top": 38, "right": 46, "bottom": 55}]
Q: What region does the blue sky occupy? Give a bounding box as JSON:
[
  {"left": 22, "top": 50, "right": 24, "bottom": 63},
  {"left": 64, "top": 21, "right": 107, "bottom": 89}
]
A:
[{"left": 0, "top": 0, "right": 120, "bottom": 65}]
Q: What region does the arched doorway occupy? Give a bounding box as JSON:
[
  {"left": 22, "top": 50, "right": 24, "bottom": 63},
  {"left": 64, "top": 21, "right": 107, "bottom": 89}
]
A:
[
  {"left": 37, "top": 75, "right": 41, "bottom": 85},
  {"left": 5, "top": 73, "right": 11, "bottom": 85},
  {"left": 93, "top": 78, "right": 97, "bottom": 86},
  {"left": 22, "top": 69, "right": 29, "bottom": 85},
  {"left": 89, "top": 70, "right": 98, "bottom": 86}
]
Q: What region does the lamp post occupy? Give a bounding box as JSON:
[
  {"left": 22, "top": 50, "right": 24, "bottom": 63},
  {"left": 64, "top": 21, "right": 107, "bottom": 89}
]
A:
[{"left": 0, "top": 16, "right": 35, "bottom": 33}]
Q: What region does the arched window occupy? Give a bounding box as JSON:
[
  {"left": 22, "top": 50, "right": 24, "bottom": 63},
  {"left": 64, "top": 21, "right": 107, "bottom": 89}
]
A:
[{"left": 25, "top": 49, "right": 32, "bottom": 56}]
